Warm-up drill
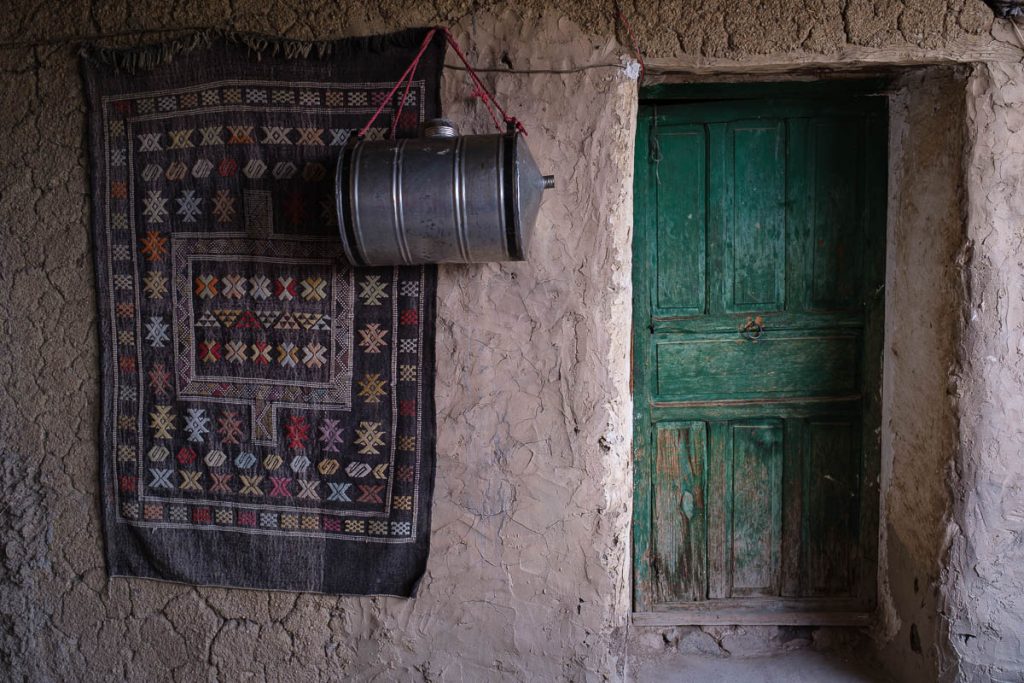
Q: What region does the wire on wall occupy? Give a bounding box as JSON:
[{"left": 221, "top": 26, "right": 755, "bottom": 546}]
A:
[{"left": 444, "top": 63, "right": 624, "bottom": 74}]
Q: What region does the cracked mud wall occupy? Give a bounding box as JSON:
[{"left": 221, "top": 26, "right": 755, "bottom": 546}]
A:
[
  {"left": 941, "top": 61, "right": 1024, "bottom": 683},
  {"left": 0, "top": 5, "right": 638, "bottom": 681},
  {"left": 2, "top": 1, "right": 1024, "bottom": 681}
]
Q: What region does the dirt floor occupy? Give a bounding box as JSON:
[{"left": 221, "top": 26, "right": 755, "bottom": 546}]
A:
[{"left": 629, "top": 648, "right": 894, "bottom": 683}]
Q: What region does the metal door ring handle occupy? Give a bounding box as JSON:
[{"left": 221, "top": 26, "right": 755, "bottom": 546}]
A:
[{"left": 741, "top": 321, "right": 764, "bottom": 340}]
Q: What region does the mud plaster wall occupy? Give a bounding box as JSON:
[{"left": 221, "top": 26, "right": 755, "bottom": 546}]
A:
[
  {"left": 879, "top": 67, "right": 967, "bottom": 683},
  {"left": 0, "top": 6, "right": 638, "bottom": 682},
  {"left": 0, "top": 1, "right": 1022, "bottom": 681},
  {"left": 941, "top": 61, "right": 1024, "bottom": 683}
]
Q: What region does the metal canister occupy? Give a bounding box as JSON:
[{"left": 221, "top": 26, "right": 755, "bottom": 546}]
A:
[{"left": 335, "top": 119, "right": 554, "bottom": 266}]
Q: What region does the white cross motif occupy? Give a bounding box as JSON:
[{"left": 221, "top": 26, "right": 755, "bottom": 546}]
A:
[
  {"left": 144, "top": 316, "right": 170, "bottom": 348},
  {"left": 221, "top": 274, "right": 247, "bottom": 299},
  {"left": 302, "top": 342, "right": 327, "bottom": 368},
  {"left": 327, "top": 482, "right": 351, "bottom": 502},
  {"left": 358, "top": 275, "right": 388, "bottom": 305},
  {"left": 149, "top": 469, "right": 174, "bottom": 489},
  {"left": 261, "top": 126, "right": 292, "bottom": 144},
  {"left": 176, "top": 190, "right": 203, "bottom": 222},
  {"left": 143, "top": 190, "right": 168, "bottom": 223},
  {"left": 249, "top": 275, "right": 271, "bottom": 300},
  {"left": 278, "top": 342, "right": 298, "bottom": 368},
  {"left": 224, "top": 341, "right": 247, "bottom": 363},
  {"left": 199, "top": 126, "right": 222, "bottom": 145},
  {"left": 329, "top": 129, "right": 351, "bottom": 146},
  {"left": 183, "top": 408, "right": 210, "bottom": 443},
  {"left": 137, "top": 132, "right": 162, "bottom": 151}
]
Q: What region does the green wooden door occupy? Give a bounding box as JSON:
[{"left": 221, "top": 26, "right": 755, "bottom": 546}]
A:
[{"left": 632, "top": 89, "right": 886, "bottom": 617}]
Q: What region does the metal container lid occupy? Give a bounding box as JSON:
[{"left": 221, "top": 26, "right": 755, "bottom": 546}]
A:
[{"left": 508, "top": 130, "right": 554, "bottom": 260}]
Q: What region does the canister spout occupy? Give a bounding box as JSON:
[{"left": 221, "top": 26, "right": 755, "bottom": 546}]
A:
[{"left": 543, "top": 175, "right": 555, "bottom": 190}]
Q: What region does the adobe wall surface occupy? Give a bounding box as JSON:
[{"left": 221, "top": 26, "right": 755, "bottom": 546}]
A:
[
  {"left": 0, "top": 5, "right": 638, "bottom": 681},
  {"left": 879, "top": 67, "right": 967, "bottom": 683},
  {"left": 942, "top": 61, "right": 1024, "bottom": 683},
  {"left": 1, "top": 1, "right": 1021, "bottom": 681}
]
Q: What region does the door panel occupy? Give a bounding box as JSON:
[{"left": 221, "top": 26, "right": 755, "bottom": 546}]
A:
[
  {"left": 633, "top": 90, "right": 886, "bottom": 616},
  {"left": 804, "top": 418, "right": 861, "bottom": 596},
  {"left": 652, "top": 422, "right": 707, "bottom": 603},
  {"left": 654, "top": 332, "right": 860, "bottom": 400},
  {"left": 808, "top": 118, "right": 865, "bottom": 311},
  {"left": 728, "top": 421, "right": 783, "bottom": 597},
  {"left": 655, "top": 126, "right": 707, "bottom": 316},
  {"left": 724, "top": 121, "right": 786, "bottom": 312}
]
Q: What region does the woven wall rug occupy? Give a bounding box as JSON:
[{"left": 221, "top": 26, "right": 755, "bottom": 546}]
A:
[{"left": 80, "top": 28, "right": 442, "bottom": 596}]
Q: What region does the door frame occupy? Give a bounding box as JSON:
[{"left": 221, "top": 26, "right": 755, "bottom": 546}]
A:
[{"left": 630, "top": 79, "right": 890, "bottom": 626}]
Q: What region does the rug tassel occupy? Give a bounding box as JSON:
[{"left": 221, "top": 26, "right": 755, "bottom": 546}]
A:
[{"left": 81, "top": 27, "right": 435, "bottom": 74}]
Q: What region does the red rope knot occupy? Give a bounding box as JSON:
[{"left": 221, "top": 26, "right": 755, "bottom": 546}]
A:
[
  {"left": 505, "top": 116, "right": 527, "bottom": 137},
  {"left": 355, "top": 26, "right": 529, "bottom": 140},
  {"left": 470, "top": 86, "right": 490, "bottom": 103}
]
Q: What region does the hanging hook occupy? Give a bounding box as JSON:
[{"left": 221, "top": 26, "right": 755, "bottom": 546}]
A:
[{"left": 649, "top": 107, "right": 662, "bottom": 185}]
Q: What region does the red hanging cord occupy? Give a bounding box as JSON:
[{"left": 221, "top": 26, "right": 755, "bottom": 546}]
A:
[
  {"left": 389, "top": 61, "right": 420, "bottom": 139},
  {"left": 357, "top": 28, "right": 438, "bottom": 139},
  {"left": 356, "top": 26, "right": 527, "bottom": 139},
  {"left": 615, "top": 9, "right": 646, "bottom": 85},
  {"left": 440, "top": 28, "right": 526, "bottom": 136}
]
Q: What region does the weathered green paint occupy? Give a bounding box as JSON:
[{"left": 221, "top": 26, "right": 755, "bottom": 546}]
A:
[
  {"left": 654, "top": 332, "right": 860, "bottom": 399},
  {"left": 653, "top": 422, "right": 707, "bottom": 603},
  {"left": 728, "top": 421, "right": 784, "bottom": 597},
  {"left": 632, "top": 115, "right": 656, "bottom": 612},
  {"left": 632, "top": 84, "right": 886, "bottom": 616},
  {"left": 723, "top": 121, "right": 786, "bottom": 311},
  {"left": 655, "top": 125, "right": 706, "bottom": 315}
]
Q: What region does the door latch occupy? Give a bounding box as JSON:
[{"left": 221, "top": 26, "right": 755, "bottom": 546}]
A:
[{"left": 740, "top": 316, "right": 765, "bottom": 341}]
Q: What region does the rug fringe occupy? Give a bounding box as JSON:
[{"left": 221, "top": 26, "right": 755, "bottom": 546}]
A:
[{"left": 80, "top": 27, "right": 439, "bottom": 74}]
